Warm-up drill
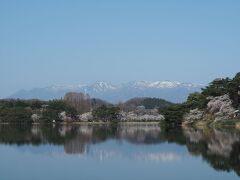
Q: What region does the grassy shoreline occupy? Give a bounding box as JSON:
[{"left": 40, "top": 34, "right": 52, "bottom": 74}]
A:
[
  {"left": 0, "top": 121, "right": 161, "bottom": 125},
  {"left": 182, "top": 119, "right": 240, "bottom": 130}
]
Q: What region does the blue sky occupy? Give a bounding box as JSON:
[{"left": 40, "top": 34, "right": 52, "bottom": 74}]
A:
[{"left": 0, "top": 0, "right": 240, "bottom": 98}]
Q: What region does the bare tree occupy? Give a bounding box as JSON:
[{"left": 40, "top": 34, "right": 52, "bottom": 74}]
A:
[{"left": 64, "top": 92, "right": 91, "bottom": 114}]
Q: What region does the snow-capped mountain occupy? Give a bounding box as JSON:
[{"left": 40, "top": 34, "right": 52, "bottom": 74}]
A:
[
  {"left": 8, "top": 81, "right": 204, "bottom": 103},
  {"left": 88, "top": 81, "right": 118, "bottom": 92},
  {"left": 131, "top": 81, "right": 180, "bottom": 89}
]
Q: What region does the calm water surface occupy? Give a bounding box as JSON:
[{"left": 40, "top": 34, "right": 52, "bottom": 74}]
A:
[{"left": 0, "top": 124, "right": 240, "bottom": 180}]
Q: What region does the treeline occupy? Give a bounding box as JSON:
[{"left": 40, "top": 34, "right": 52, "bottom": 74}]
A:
[
  {"left": 0, "top": 99, "right": 77, "bottom": 123},
  {"left": 1, "top": 72, "right": 239, "bottom": 125},
  {"left": 92, "top": 97, "right": 173, "bottom": 121},
  {"left": 118, "top": 97, "right": 173, "bottom": 111},
  {"left": 0, "top": 93, "right": 173, "bottom": 123},
  {"left": 160, "top": 72, "right": 240, "bottom": 126}
]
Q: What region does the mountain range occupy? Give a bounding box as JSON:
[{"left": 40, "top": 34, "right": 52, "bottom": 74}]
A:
[{"left": 9, "top": 81, "right": 204, "bottom": 103}]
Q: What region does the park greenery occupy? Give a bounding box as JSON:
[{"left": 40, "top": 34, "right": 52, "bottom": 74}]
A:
[
  {"left": 0, "top": 99, "right": 77, "bottom": 123},
  {"left": 92, "top": 105, "right": 120, "bottom": 121},
  {"left": 0, "top": 72, "right": 239, "bottom": 125},
  {"left": 0, "top": 96, "right": 172, "bottom": 123},
  {"left": 160, "top": 72, "right": 240, "bottom": 126}
]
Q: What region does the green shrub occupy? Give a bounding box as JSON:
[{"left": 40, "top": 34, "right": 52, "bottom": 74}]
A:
[
  {"left": 92, "top": 105, "right": 120, "bottom": 121},
  {"left": 41, "top": 100, "right": 77, "bottom": 122},
  {"left": 159, "top": 104, "right": 188, "bottom": 127}
]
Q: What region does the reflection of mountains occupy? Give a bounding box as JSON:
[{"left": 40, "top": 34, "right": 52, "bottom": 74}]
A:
[{"left": 0, "top": 124, "right": 240, "bottom": 175}]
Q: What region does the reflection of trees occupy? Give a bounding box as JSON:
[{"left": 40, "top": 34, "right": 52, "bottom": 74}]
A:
[
  {"left": 0, "top": 124, "right": 240, "bottom": 176},
  {"left": 117, "top": 124, "right": 162, "bottom": 144},
  {"left": 0, "top": 124, "right": 77, "bottom": 146},
  {"left": 63, "top": 124, "right": 165, "bottom": 154},
  {"left": 0, "top": 124, "right": 164, "bottom": 152},
  {"left": 64, "top": 126, "right": 92, "bottom": 154},
  {"left": 0, "top": 124, "right": 42, "bottom": 145},
  {"left": 183, "top": 127, "right": 240, "bottom": 176}
]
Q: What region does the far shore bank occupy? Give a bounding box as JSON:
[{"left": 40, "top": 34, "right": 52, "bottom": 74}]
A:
[
  {"left": 1, "top": 120, "right": 240, "bottom": 130},
  {"left": 0, "top": 121, "right": 161, "bottom": 125},
  {"left": 182, "top": 119, "right": 240, "bottom": 130}
]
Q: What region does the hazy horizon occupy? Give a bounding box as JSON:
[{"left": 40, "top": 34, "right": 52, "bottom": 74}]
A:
[
  {"left": 1, "top": 0, "right": 240, "bottom": 98},
  {"left": 0, "top": 74, "right": 237, "bottom": 99}
]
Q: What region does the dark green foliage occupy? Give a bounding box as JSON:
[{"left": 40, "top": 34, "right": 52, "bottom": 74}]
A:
[
  {"left": 121, "top": 97, "right": 173, "bottom": 111},
  {"left": 30, "top": 100, "right": 43, "bottom": 109},
  {"left": 90, "top": 98, "right": 112, "bottom": 109},
  {"left": 161, "top": 72, "right": 240, "bottom": 127},
  {"left": 228, "top": 73, "right": 240, "bottom": 107},
  {"left": 202, "top": 78, "right": 231, "bottom": 97},
  {"left": 0, "top": 99, "right": 42, "bottom": 123},
  {"left": 201, "top": 73, "right": 240, "bottom": 108},
  {"left": 92, "top": 105, "right": 120, "bottom": 121},
  {"left": 41, "top": 100, "right": 77, "bottom": 122},
  {"left": 0, "top": 106, "right": 32, "bottom": 123},
  {"left": 0, "top": 99, "right": 77, "bottom": 123},
  {"left": 48, "top": 100, "right": 77, "bottom": 116},
  {"left": 142, "top": 98, "right": 173, "bottom": 109},
  {"left": 159, "top": 104, "right": 188, "bottom": 127},
  {"left": 186, "top": 92, "right": 207, "bottom": 109}
]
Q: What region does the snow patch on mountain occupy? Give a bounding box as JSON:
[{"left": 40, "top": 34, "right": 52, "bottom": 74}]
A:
[
  {"left": 88, "top": 81, "right": 118, "bottom": 92},
  {"left": 8, "top": 81, "right": 204, "bottom": 103},
  {"left": 128, "top": 80, "right": 198, "bottom": 89}
]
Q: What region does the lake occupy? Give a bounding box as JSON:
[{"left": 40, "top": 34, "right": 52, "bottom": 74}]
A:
[{"left": 0, "top": 123, "right": 239, "bottom": 180}]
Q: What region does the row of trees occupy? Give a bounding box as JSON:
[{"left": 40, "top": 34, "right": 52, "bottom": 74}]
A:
[
  {"left": 63, "top": 93, "right": 174, "bottom": 122},
  {"left": 92, "top": 105, "right": 120, "bottom": 121},
  {"left": 41, "top": 100, "right": 77, "bottom": 122},
  {"left": 117, "top": 97, "right": 173, "bottom": 111},
  {"left": 0, "top": 99, "right": 77, "bottom": 123},
  {"left": 160, "top": 72, "right": 240, "bottom": 126},
  {"left": 0, "top": 96, "right": 172, "bottom": 123},
  {"left": 0, "top": 99, "right": 44, "bottom": 123},
  {"left": 202, "top": 72, "right": 240, "bottom": 107},
  {"left": 3, "top": 72, "right": 239, "bottom": 125}
]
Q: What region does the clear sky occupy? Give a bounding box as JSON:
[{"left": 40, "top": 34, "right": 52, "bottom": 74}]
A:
[{"left": 0, "top": 0, "right": 240, "bottom": 98}]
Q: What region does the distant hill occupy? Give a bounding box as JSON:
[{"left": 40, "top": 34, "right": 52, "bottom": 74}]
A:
[
  {"left": 9, "top": 81, "right": 204, "bottom": 103},
  {"left": 90, "top": 98, "right": 113, "bottom": 108},
  {"left": 119, "top": 97, "right": 174, "bottom": 111}
]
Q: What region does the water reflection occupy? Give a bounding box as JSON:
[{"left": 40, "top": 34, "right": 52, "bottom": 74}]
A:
[
  {"left": 0, "top": 124, "right": 240, "bottom": 176},
  {"left": 183, "top": 127, "right": 240, "bottom": 176}
]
